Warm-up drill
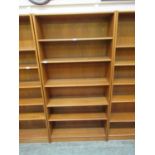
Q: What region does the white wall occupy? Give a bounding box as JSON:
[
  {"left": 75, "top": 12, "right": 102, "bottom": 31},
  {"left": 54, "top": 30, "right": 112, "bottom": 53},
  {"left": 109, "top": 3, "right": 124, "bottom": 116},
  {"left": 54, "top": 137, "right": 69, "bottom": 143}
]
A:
[{"left": 19, "top": 0, "right": 135, "bottom": 14}]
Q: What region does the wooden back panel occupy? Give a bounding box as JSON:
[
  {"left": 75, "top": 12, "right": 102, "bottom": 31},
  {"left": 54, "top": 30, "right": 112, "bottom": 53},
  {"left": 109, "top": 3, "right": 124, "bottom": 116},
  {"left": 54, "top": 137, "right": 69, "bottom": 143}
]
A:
[
  {"left": 35, "top": 13, "right": 114, "bottom": 39},
  {"left": 20, "top": 88, "right": 42, "bottom": 98},
  {"left": 40, "top": 40, "right": 112, "bottom": 59},
  {"left": 113, "top": 85, "right": 135, "bottom": 95},
  {"left": 46, "top": 86, "right": 109, "bottom": 98},
  {"left": 117, "top": 13, "right": 135, "bottom": 46},
  {"left": 19, "top": 69, "right": 39, "bottom": 81},
  {"left": 51, "top": 120, "right": 106, "bottom": 129},
  {"left": 19, "top": 52, "right": 37, "bottom": 64},
  {"left": 114, "top": 66, "right": 135, "bottom": 79},
  {"left": 45, "top": 62, "right": 110, "bottom": 79}
]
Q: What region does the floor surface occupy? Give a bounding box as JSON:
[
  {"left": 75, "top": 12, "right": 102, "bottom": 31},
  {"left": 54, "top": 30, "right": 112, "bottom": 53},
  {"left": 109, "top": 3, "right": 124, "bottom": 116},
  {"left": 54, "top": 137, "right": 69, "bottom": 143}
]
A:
[{"left": 19, "top": 140, "right": 135, "bottom": 155}]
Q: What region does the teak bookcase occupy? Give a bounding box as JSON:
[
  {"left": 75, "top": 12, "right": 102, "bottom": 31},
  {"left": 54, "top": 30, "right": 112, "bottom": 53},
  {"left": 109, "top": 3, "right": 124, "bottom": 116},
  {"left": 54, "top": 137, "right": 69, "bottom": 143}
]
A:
[
  {"left": 19, "top": 11, "right": 135, "bottom": 143},
  {"left": 19, "top": 15, "right": 49, "bottom": 142}
]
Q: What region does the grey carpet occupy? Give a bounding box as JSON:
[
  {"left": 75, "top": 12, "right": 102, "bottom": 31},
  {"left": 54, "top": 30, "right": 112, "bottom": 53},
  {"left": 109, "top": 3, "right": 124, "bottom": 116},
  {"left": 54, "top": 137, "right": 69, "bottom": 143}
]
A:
[{"left": 20, "top": 140, "right": 135, "bottom": 155}]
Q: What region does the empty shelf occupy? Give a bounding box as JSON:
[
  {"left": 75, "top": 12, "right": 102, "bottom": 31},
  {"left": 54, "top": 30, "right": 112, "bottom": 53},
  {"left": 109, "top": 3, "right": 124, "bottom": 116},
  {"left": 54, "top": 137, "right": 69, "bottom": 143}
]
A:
[
  {"left": 19, "top": 98, "right": 43, "bottom": 106},
  {"left": 110, "top": 113, "right": 135, "bottom": 123},
  {"left": 39, "top": 37, "right": 113, "bottom": 42},
  {"left": 47, "top": 97, "right": 108, "bottom": 107},
  {"left": 49, "top": 113, "right": 107, "bottom": 121},
  {"left": 19, "top": 81, "right": 41, "bottom": 88},
  {"left": 19, "top": 113, "right": 45, "bottom": 121},
  {"left": 51, "top": 128, "right": 106, "bottom": 139},
  {"left": 114, "top": 79, "right": 135, "bottom": 85},
  {"left": 112, "top": 95, "right": 135, "bottom": 103},
  {"left": 42, "top": 57, "right": 111, "bottom": 64},
  {"left": 20, "top": 129, "right": 48, "bottom": 142},
  {"left": 45, "top": 78, "right": 109, "bottom": 87},
  {"left": 115, "top": 60, "right": 135, "bottom": 66},
  {"left": 19, "top": 64, "right": 38, "bottom": 70}
]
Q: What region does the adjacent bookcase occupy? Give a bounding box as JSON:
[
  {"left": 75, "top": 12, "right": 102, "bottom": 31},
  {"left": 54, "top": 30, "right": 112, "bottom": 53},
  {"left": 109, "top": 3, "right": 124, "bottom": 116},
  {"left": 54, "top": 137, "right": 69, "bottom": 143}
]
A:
[
  {"left": 19, "top": 15, "right": 49, "bottom": 142},
  {"left": 19, "top": 11, "right": 135, "bottom": 142},
  {"left": 109, "top": 11, "right": 135, "bottom": 139}
]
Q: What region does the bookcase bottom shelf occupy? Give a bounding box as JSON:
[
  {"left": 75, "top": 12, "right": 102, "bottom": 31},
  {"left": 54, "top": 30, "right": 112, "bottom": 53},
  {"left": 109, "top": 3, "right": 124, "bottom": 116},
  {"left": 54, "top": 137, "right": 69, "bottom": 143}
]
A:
[
  {"left": 109, "top": 128, "right": 135, "bottom": 140},
  {"left": 51, "top": 128, "right": 106, "bottom": 142},
  {"left": 20, "top": 129, "right": 48, "bottom": 143}
]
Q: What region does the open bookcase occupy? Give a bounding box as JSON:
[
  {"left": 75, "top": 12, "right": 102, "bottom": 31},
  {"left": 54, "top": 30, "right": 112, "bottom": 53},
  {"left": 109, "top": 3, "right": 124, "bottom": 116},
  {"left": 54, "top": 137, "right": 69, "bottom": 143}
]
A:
[
  {"left": 109, "top": 11, "right": 135, "bottom": 139},
  {"left": 19, "top": 15, "right": 49, "bottom": 142},
  {"left": 19, "top": 11, "right": 135, "bottom": 142}
]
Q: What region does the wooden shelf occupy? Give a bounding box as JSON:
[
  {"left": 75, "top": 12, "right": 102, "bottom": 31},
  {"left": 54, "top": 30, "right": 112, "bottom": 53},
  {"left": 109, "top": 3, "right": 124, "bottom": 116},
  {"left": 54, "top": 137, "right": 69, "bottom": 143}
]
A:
[
  {"left": 51, "top": 128, "right": 106, "bottom": 140},
  {"left": 19, "top": 48, "right": 35, "bottom": 52},
  {"left": 19, "top": 81, "right": 41, "bottom": 89},
  {"left": 39, "top": 37, "right": 113, "bottom": 42},
  {"left": 19, "top": 113, "right": 45, "bottom": 121},
  {"left": 114, "top": 78, "right": 135, "bottom": 85},
  {"left": 19, "top": 98, "right": 43, "bottom": 106},
  {"left": 115, "top": 60, "right": 135, "bottom": 66},
  {"left": 109, "top": 128, "right": 135, "bottom": 139},
  {"left": 110, "top": 113, "right": 135, "bottom": 123},
  {"left": 19, "top": 64, "right": 38, "bottom": 70},
  {"left": 47, "top": 97, "right": 108, "bottom": 107},
  {"left": 116, "top": 45, "right": 135, "bottom": 48},
  {"left": 20, "top": 129, "right": 48, "bottom": 142},
  {"left": 48, "top": 113, "right": 107, "bottom": 121},
  {"left": 112, "top": 95, "right": 135, "bottom": 103},
  {"left": 45, "top": 78, "right": 109, "bottom": 87},
  {"left": 42, "top": 57, "right": 111, "bottom": 64}
]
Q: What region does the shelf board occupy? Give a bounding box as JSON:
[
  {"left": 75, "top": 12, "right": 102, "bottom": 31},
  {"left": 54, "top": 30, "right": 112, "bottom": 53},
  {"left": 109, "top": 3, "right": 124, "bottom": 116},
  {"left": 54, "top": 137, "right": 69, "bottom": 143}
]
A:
[
  {"left": 19, "top": 81, "right": 41, "bottom": 89},
  {"left": 110, "top": 112, "right": 135, "bottom": 123},
  {"left": 19, "top": 98, "right": 43, "bottom": 106},
  {"left": 49, "top": 113, "right": 107, "bottom": 122},
  {"left": 19, "top": 48, "right": 35, "bottom": 52},
  {"left": 51, "top": 128, "right": 106, "bottom": 139},
  {"left": 42, "top": 57, "right": 111, "bottom": 64},
  {"left": 116, "top": 45, "right": 135, "bottom": 48},
  {"left": 20, "top": 129, "right": 48, "bottom": 143},
  {"left": 19, "top": 113, "right": 45, "bottom": 121},
  {"left": 19, "top": 64, "right": 38, "bottom": 70},
  {"left": 47, "top": 97, "right": 108, "bottom": 107},
  {"left": 114, "top": 78, "right": 135, "bottom": 85},
  {"left": 109, "top": 128, "right": 135, "bottom": 139},
  {"left": 112, "top": 95, "right": 135, "bottom": 103},
  {"left": 45, "top": 78, "right": 109, "bottom": 87},
  {"left": 115, "top": 60, "right": 135, "bottom": 66},
  {"left": 38, "top": 37, "right": 113, "bottom": 42}
]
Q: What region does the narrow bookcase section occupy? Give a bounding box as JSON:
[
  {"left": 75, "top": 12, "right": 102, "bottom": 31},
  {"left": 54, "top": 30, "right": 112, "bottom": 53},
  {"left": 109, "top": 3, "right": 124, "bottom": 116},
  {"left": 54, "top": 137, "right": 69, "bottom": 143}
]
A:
[
  {"left": 19, "top": 15, "right": 49, "bottom": 143},
  {"left": 109, "top": 11, "right": 135, "bottom": 140},
  {"left": 19, "top": 11, "right": 135, "bottom": 142}
]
